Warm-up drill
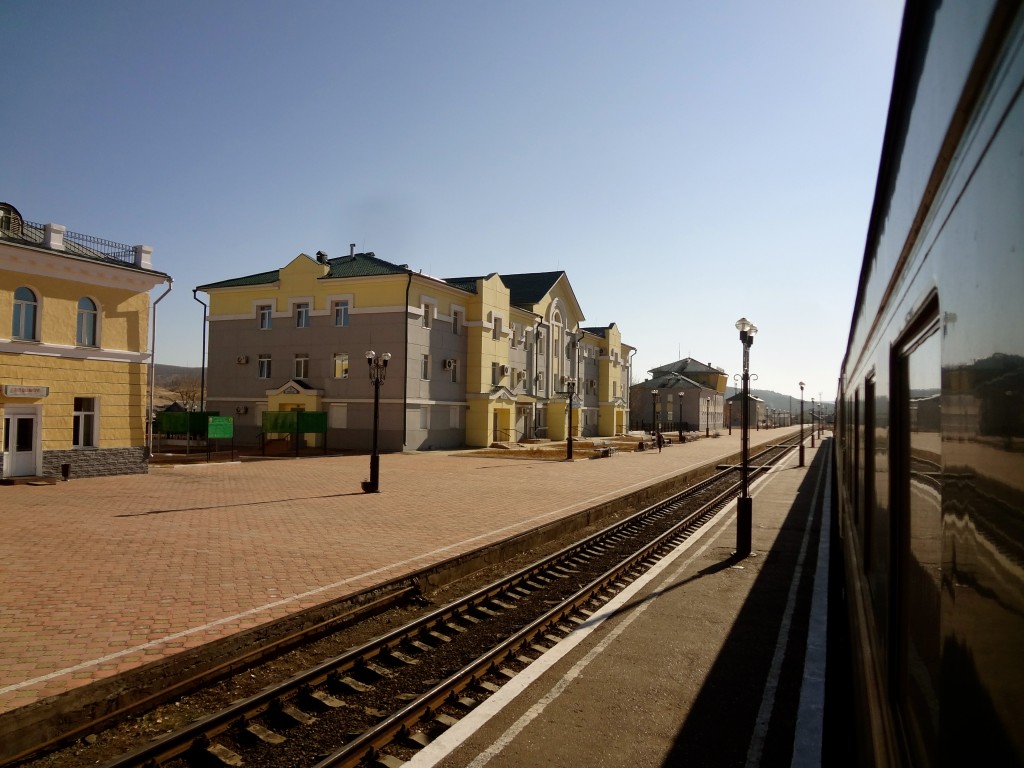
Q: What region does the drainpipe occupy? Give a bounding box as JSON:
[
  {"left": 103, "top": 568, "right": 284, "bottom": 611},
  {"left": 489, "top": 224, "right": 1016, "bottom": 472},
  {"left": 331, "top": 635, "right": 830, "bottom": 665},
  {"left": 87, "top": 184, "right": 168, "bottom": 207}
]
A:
[
  {"left": 148, "top": 278, "right": 173, "bottom": 457},
  {"left": 403, "top": 270, "right": 412, "bottom": 447},
  {"left": 192, "top": 290, "right": 208, "bottom": 412},
  {"left": 628, "top": 348, "right": 636, "bottom": 431}
]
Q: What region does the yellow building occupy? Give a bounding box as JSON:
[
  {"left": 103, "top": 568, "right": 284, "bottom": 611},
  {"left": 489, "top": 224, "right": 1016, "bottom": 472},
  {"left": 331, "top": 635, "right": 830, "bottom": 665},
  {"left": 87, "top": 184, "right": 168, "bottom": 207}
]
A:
[
  {"left": 1, "top": 203, "right": 171, "bottom": 480},
  {"left": 198, "top": 250, "right": 632, "bottom": 450}
]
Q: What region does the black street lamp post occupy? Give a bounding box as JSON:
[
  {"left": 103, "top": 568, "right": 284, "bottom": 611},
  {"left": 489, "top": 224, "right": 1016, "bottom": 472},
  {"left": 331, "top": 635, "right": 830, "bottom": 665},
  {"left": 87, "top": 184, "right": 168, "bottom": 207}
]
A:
[
  {"left": 362, "top": 350, "right": 391, "bottom": 493},
  {"left": 566, "top": 377, "right": 577, "bottom": 460},
  {"left": 799, "top": 381, "right": 805, "bottom": 467},
  {"left": 678, "top": 390, "right": 685, "bottom": 441},
  {"left": 736, "top": 317, "right": 758, "bottom": 556},
  {"left": 651, "top": 388, "right": 659, "bottom": 436},
  {"left": 811, "top": 398, "right": 816, "bottom": 448},
  {"left": 705, "top": 396, "right": 711, "bottom": 437}
]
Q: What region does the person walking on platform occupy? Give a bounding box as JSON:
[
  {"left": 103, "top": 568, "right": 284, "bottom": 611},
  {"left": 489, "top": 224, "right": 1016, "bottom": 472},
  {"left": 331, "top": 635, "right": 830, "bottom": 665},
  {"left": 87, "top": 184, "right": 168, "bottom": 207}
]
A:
[{"left": 656, "top": 431, "right": 664, "bottom": 453}]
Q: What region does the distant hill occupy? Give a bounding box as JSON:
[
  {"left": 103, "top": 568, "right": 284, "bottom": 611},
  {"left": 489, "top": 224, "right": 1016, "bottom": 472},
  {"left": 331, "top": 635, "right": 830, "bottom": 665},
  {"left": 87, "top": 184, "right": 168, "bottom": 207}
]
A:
[{"left": 154, "top": 364, "right": 203, "bottom": 388}]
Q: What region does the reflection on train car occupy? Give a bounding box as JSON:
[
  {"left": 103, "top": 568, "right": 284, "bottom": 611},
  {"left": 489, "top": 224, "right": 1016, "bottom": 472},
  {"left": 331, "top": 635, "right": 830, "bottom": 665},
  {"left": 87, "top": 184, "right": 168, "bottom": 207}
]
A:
[{"left": 834, "top": 1, "right": 1024, "bottom": 765}]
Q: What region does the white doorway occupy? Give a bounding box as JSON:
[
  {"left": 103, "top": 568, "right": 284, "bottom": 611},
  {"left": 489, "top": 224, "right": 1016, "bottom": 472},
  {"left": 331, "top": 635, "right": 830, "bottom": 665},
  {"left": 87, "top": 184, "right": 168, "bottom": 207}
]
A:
[{"left": 3, "top": 408, "right": 40, "bottom": 477}]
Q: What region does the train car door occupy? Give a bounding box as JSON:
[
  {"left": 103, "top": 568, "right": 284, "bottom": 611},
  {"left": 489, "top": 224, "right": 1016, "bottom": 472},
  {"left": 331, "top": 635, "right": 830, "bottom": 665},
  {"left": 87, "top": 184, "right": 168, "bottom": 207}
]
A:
[{"left": 2, "top": 409, "right": 40, "bottom": 477}]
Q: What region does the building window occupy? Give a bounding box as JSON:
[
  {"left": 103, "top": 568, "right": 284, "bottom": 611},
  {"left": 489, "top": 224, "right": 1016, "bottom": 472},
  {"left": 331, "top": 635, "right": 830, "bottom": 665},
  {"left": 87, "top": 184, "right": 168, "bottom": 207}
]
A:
[
  {"left": 329, "top": 403, "right": 347, "bottom": 428},
  {"left": 76, "top": 297, "right": 98, "bottom": 346},
  {"left": 452, "top": 310, "right": 461, "bottom": 335},
  {"left": 258, "top": 305, "right": 272, "bottom": 329},
  {"left": 422, "top": 354, "right": 431, "bottom": 380},
  {"left": 333, "top": 353, "right": 349, "bottom": 379},
  {"left": 333, "top": 300, "right": 349, "bottom": 327},
  {"left": 73, "top": 397, "right": 96, "bottom": 448},
  {"left": 492, "top": 317, "right": 502, "bottom": 341},
  {"left": 258, "top": 355, "right": 272, "bottom": 379},
  {"left": 12, "top": 286, "right": 38, "bottom": 340},
  {"left": 295, "top": 302, "right": 310, "bottom": 328},
  {"left": 537, "top": 331, "right": 545, "bottom": 354},
  {"left": 449, "top": 406, "right": 460, "bottom": 429},
  {"left": 419, "top": 406, "right": 429, "bottom": 429},
  {"left": 422, "top": 304, "right": 432, "bottom": 328},
  {"left": 294, "top": 354, "right": 309, "bottom": 379}
]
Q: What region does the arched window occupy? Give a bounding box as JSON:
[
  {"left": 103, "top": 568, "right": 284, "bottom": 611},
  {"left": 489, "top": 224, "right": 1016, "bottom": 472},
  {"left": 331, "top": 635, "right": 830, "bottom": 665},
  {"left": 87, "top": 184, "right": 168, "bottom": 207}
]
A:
[
  {"left": 12, "top": 287, "right": 38, "bottom": 340},
  {"left": 77, "top": 297, "right": 98, "bottom": 346}
]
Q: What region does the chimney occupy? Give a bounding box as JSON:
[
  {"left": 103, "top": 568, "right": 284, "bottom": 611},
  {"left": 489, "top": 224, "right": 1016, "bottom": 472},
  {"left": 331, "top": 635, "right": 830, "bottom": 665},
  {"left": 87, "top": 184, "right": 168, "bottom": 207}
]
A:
[
  {"left": 316, "top": 250, "right": 328, "bottom": 264},
  {"left": 349, "top": 243, "right": 356, "bottom": 258}
]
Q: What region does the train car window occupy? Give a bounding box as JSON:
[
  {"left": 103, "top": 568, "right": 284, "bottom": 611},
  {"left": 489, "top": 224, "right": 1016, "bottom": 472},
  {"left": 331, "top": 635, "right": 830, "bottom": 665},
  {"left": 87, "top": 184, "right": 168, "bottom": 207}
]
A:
[
  {"left": 891, "top": 308, "right": 942, "bottom": 766},
  {"left": 864, "top": 376, "right": 876, "bottom": 573},
  {"left": 854, "top": 388, "right": 861, "bottom": 528}
]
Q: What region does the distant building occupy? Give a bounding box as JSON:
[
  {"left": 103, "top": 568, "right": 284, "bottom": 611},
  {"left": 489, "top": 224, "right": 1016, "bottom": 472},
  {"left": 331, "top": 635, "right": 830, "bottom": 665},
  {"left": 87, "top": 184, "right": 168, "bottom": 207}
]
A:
[
  {"left": 630, "top": 358, "right": 726, "bottom": 434},
  {"left": 0, "top": 202, "right": 171, "bottom": 479},
  {"left": 726, "top": 391, "right": 766, "bottom": 430},
  {"left": 196, "top": 249, "right": 633, "bottom": 450}
]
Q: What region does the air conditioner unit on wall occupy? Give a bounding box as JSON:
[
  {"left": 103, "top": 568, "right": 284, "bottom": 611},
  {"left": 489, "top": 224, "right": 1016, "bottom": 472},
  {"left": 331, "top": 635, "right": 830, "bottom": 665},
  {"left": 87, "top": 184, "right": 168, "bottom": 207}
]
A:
[
  {"left": 235, "top": 405, "right": 249, "bottom": 414},
  {"left": 443, "top": 359, "right": 454, "bottom": 369},
  {"left": 236, "top": 355, "right": 249, "bottom": 365},
  {"left": 500, "top": 364, "right": 510, "bottom": 376}
]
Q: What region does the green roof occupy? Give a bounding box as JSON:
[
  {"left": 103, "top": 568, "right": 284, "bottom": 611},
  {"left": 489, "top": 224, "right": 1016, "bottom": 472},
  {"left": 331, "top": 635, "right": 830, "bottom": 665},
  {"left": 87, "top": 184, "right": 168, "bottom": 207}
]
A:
[
  {"left": 443, "top": 271, "right": 566, "bottom": 308},
  {"left": 197, "top": 251, "right": 410, "bottom": 290}
]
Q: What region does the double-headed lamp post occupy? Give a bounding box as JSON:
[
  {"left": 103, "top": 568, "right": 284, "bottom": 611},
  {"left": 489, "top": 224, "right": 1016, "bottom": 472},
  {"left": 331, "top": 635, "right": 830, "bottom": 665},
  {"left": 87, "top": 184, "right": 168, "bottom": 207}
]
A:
[
  {"left": 651, "top": 389, "right": 659, "bottom": 436},
  {"left": 565, "top": 377, "right": 577, "bottom": 460},
  {"left": 363, "top": 350, "right": 391, "bottom": 493},
  {"left": 736, "top": 317, "right": 758, "bottom": 556},
  {"left": 705, "top": 396, "right": 711, "bottom": 437},
  {"left": 799, "top": 381, "right": 805, "bottom": 467}
]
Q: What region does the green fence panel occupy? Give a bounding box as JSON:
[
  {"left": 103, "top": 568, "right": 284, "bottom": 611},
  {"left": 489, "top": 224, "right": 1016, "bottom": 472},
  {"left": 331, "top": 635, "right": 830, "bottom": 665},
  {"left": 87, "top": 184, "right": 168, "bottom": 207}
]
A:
[
  {"left": 298, "top": 411, "right": 328, "bottom": 433},
  {"left": 263, "top": 411, "right": 296, "bottom": 434}
]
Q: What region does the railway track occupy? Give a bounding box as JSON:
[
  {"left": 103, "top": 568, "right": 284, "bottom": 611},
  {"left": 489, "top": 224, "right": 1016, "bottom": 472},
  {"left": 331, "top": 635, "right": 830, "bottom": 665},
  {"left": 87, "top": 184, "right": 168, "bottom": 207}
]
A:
[{"left": 34, "top": 443, "right": 796, "bottom": 768}]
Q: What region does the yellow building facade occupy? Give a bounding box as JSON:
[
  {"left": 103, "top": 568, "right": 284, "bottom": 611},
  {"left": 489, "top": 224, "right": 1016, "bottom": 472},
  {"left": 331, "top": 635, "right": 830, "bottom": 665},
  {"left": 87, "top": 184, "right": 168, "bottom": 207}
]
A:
[
  {"left": 1, "top": 203, "right": 170, "bottom": 479},
  {"left": 198, "top": 251, "right": 632, "bottom": 451}
]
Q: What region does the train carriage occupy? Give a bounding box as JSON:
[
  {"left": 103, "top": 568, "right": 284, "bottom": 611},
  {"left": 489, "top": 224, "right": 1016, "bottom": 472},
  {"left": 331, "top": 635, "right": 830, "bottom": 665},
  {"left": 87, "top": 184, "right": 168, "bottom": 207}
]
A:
[{"left": 835, "top": 1, "right": 1024, "bottom": 765}]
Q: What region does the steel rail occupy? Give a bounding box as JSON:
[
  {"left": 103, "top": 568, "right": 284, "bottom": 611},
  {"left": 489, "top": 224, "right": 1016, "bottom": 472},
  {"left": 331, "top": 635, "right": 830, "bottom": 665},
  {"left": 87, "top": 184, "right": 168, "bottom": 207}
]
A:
[{"left": 94, "top": 443, "right": 793, "bottom": 768}]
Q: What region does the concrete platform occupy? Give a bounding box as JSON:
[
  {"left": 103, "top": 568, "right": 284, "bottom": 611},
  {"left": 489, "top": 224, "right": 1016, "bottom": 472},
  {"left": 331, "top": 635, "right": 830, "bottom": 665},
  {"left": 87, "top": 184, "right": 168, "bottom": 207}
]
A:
[
  {"left": 0, "top": 426, "right": 810, "bottom": 762},
  {"left": 412, "top": 435, "right": 839, "bottom": 768}
]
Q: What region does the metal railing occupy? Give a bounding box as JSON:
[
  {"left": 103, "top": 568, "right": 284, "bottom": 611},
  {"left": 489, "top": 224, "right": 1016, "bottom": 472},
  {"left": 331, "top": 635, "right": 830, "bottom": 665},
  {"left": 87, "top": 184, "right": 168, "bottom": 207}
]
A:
[{"left": 3, "top": 219, "right": 136, "bottom": 264}]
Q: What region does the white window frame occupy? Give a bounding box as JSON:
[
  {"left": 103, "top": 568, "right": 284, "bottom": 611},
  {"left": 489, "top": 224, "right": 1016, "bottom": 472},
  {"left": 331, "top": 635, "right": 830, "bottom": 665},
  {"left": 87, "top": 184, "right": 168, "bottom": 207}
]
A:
[
  {"left": 333, "top": 300, "right": 349, "bottom": 327},
  {"left": 258, "top": 304, "right": 272, "bottom": 330},
  {"left": 295, "top": 302, "right": 310, "bottom": 328},
  {"left": 421, "top": 354, "right": 431, "bottom": 380},
  {"left": 258, "top": 354, "right": 272, "bottom": 379},
  {"left": 422, "top": 303, "right": 432, "bottom": 329},
  {"left": 12, "top": 286, "right": 38, "bottom": 341},
  {"left": 333, "top": 352, "right": 349, "bottom": 379},
  {"left": 73, "top": 397, "right": 97, "bottom": 448},
  {"left": 76, "top": 297, "right": 98, "bottom": 347},
  {"left": 294, "top": 354, "right": 310, "bottom": 379}
]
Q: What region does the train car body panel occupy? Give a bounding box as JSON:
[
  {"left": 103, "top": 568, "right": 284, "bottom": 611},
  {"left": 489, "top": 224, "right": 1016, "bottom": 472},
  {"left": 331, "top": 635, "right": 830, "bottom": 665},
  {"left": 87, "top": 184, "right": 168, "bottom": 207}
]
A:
[{"left": 837, "top": 1, "right": 1024, "bottom": 765}]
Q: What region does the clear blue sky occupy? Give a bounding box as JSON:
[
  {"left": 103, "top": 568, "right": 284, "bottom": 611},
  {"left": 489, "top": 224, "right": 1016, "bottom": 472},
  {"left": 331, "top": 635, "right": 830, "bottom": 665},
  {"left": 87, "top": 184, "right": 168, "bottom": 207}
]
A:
[{"left": 3, "top": 1, "right": 903, "bottom": 401}]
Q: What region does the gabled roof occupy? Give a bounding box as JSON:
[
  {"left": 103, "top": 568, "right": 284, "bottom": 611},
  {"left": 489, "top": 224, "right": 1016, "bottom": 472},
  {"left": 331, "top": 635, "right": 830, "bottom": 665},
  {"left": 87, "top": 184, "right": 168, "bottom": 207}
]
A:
[
  {"left": 442, "top": 270, "right": 573, "bottom": 310},
  {"left": 499, "top": 271, "right": 565, "bottom": 308},
  {"left": 649, "top": 357, "right": 725, "bottom": 376},
  {"left": 638, "top": 372, "right": 705, "bottom": 390},
  {"left": 197, "top": 251, "right": 410, "bottom": 290}
]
